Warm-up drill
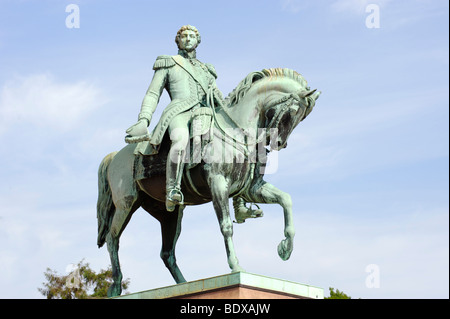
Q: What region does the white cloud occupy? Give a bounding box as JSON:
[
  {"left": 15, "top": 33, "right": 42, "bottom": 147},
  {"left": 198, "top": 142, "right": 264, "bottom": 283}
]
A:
[{"left": 0, "top": 73, "right": 107, "bottom": 133}]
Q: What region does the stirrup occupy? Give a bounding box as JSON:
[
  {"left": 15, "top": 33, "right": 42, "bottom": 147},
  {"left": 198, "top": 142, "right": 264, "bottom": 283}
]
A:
[
  {"left": 234, "top": 203, "right": 263, "bottom": 224},
  {"left": 166, "top": 188, "right": 184, "bottom": 212}
]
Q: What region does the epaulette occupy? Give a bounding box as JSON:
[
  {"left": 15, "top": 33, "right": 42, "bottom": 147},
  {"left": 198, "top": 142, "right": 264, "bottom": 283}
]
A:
[
  {"left": 205, "top": 63, "right": 218, "bottom": 79},
  {"left": 153, "top": 55, "right": 176, "bottom": 70}
]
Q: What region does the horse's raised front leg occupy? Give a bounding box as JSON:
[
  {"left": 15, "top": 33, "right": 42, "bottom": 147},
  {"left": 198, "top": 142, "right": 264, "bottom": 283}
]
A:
[
  {"left": 247, "top": 181, "right": 295, "bottom": 261},
  {"left": 209, "top": 174, "right": 244, "bottom": 273}
]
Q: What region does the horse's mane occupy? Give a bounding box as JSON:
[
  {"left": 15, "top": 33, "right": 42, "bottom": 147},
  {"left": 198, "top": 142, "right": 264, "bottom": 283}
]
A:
[{"left": 224, "top": 68, "right": 309, "bottom": 107}]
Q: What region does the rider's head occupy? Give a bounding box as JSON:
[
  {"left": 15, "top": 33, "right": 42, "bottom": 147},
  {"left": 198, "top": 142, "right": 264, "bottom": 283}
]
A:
[{"left": 175, "top": 25, "right": 201, "bottom": 51}]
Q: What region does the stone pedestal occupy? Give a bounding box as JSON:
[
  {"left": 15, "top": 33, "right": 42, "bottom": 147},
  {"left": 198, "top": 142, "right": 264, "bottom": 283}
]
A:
[{"left": 114, "top": 272, "right": 323, "bottom": 299}]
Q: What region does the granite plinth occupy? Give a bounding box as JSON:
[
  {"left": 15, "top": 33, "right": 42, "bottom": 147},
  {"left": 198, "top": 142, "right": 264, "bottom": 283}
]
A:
[{"left": 113, "top": 272, "right": 323, "bottom": 299}]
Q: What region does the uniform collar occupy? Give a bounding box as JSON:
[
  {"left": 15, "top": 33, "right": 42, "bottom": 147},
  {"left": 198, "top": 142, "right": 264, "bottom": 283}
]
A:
[{"left": 178, "top": 49, "right": 197, "bottom": 59}]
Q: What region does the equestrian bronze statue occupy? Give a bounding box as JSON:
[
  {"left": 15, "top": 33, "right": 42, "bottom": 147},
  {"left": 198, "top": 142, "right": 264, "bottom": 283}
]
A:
[{"left": 97, "top": 25, "right": 320, "bottom": 297}]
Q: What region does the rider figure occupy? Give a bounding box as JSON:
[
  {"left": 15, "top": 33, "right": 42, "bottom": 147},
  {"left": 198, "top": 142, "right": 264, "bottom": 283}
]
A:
[
  {"left": 126, "top": 25, "right": 263, "bottom": 220},
  {"left": 126, "top": 25, "right": 223, "bottom": 211}
]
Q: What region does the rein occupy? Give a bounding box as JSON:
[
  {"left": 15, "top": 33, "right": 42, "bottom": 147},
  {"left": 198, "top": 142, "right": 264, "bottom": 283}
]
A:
[
  {"left": 265, "top": 93, "right": 302, "bottom": 131},
  {"left": 207, "top": 82, "right": 266, "bottom": 150},
  {"left": 206, "top": 82, "right": 301, "bottom": 152}
]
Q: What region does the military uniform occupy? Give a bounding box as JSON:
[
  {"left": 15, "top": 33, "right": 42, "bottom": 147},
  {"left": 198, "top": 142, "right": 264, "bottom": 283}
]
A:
[
  {"left": 137, "top": 51, "right": 223, "bottom": 148},
  {"left": 127, "top": 50, "right": 223, "bottom": 211}
]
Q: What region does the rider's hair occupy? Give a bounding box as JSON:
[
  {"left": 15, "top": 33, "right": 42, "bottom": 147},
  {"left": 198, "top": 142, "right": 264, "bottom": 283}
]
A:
[{"left": 175, "top": 25, "right": 201, "bottom": 49}]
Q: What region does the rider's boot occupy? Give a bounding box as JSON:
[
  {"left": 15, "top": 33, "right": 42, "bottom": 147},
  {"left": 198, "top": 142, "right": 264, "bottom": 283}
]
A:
[
  {"left": 233, "top": 197, "right": 263, "bottom": 224},
  {"left": 166, "top": 149, "right": 185, "bottom": 212}
]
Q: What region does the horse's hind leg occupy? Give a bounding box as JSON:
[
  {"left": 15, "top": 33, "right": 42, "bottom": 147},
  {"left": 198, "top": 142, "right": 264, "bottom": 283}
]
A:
[
  {"left": 104, "top": 144, "right": 140, "bottom": 297},
  {"left": 106, "top": 197, "right": 138, "bottom": 297},
  {"left": 106, "top": 179, "right": 139, "bottom": 297}
]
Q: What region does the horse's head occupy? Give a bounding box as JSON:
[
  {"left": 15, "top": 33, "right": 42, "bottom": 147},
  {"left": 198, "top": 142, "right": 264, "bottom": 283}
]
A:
[
  {"left": 223, "top": 68, "right": 320, "bottom": 150},
  {"left": 262, "top": 76, "right": 320, "bottom": 151}
]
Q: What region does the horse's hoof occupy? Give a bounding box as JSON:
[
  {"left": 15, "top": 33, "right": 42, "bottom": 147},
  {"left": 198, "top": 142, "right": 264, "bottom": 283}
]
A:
[{"left": 277, "top": 239, "right": 293, "bottom": 261}]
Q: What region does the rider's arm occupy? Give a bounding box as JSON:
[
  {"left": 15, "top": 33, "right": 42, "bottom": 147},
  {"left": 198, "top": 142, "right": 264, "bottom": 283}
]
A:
[
  {"left": 138, "top": 55, "right": 175, "bottom": 125},
  {"left": 138, "top": 68, "right": 168, "bottom": 125},
  {"left": 204, "top": 63, "right": 224, "bottom": 107},
  {"left": 213, "top": 85, "right": 224, "bottom": 107}
]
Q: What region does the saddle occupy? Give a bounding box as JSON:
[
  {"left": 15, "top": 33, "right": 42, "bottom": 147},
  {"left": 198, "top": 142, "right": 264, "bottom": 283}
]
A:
[
  {"left": 132, "top": 107, "right": 213, "bottom": 155},
  {"left": 133, "top": 107, "right": 213, "bottom": 181}
]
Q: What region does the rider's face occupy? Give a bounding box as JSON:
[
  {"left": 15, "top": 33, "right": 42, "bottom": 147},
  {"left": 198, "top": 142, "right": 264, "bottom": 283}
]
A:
[{"left": 178, "top": 30, "right": 198, "bottom": 51}]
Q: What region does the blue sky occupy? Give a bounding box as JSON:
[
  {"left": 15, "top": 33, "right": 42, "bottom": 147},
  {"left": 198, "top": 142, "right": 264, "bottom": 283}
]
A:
[{"left": 0, "top": 0, "right": 448, "bottom": 298}]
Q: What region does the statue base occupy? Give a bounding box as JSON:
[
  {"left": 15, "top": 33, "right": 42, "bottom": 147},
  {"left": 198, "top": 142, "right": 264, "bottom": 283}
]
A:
[{"left": 113, "top": 272, "right": 323, "bottom": 299}]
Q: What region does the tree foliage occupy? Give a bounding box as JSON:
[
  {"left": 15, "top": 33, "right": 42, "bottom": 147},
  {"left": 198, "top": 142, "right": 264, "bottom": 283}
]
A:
[
  {"left": 325, "top": 287, "right": 352, "bottom": 299},
  {"left": 38, "top": 259, "right": 130, "bottom": 299}
]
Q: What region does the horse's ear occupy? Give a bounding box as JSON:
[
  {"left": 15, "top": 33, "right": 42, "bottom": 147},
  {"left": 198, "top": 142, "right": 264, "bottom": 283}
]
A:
[
  {"left": 312, "top": 90, "right": 321, "bottom": 100},
  {"left": 298, "top": 89, "right": 317, "bottom": 98}
]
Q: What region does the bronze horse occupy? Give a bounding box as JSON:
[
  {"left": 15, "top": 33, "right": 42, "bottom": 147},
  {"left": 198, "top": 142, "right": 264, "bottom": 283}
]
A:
[{"left": 97, "top": 68, "right": 320, "bottom": 297}]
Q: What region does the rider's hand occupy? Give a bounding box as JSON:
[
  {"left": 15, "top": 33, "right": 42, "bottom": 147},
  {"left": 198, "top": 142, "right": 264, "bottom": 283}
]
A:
[{"left": 126, "top": 118, "right": 150, "bottom": 136}]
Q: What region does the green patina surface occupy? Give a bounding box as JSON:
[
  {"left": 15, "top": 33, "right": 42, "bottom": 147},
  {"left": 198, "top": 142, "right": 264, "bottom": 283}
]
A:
[{"left": 99, "top": 24, "right": 321, "bottom": 298}]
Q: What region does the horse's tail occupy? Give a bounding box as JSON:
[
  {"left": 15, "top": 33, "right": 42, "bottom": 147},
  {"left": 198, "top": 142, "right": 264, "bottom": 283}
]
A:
[{"left": 97, "top": 152, "right": 118, "bottom": 248}]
